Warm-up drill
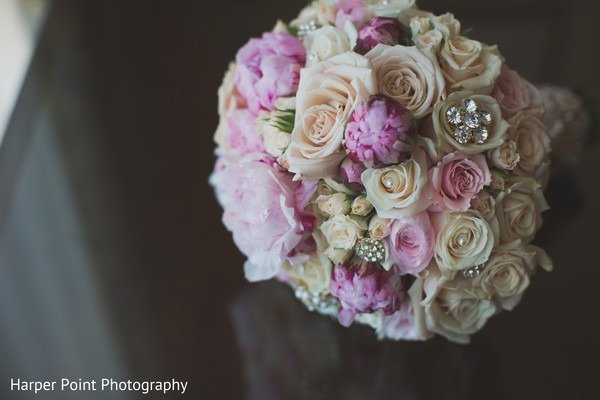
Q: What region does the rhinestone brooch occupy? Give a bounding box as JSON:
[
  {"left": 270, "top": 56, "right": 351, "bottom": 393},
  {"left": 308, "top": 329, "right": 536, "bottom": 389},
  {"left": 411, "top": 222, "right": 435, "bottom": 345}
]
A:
[
  {"left": 355, "top": 237, "right": 386, "bottom": 263},
  {"left": 446, "top": 98, "right": 492, "bottom": 145}
]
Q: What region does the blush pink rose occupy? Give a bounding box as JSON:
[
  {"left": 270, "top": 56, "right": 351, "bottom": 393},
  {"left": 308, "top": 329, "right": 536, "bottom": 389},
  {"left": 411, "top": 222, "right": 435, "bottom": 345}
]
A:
[
  {"left": 386, "top": 212, "right": 435, "bottom": 275},
  {"left": 235, "top": 32, "right": 306, "bottom": 115},
  {"left": 426, "top": 152, "right": 491, "bottom": 211},
  {"left": 335, "top": 0, "right": 367, "bottom": 30},
  {"left": 210, "top": 153, "right": 317, "bottom": 282},
  {"left": 491, "top": 65, "right": 532, "bottom": 118}
]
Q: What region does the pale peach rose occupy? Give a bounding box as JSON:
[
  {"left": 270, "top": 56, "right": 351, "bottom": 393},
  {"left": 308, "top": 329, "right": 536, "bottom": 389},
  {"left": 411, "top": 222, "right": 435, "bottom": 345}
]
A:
[
  {"left": 495, "top": 180, "right": 549, "bottom": 244},
  {"left": 305, "top": 26, "right": 353, "bottom": 66},
  {"left": 433, "top": 91, "right": 510, "bottom": 154},
  {"left": 365, "top": 44, "right": 445, "bottom": 118},
  {"left": 491, "top": 65, "right": 532, "bottom": 118},
  {"left": 507, "top": 111, "right": 551, "bottom": 177},
  {"left": 368, "top": 215, "right": 391, "bottom": 240},
  {"left": 320, "top": 214, "right": 368, "bottom": 250},
  {"left": 362, "top": 146, "right": 430, "bottom": 219},
  {"left": 433, "top": 210, "right": 495, "bottom": 279},
  {"left": 440, "top": 36, "right": 503, "bottom": 93},
  {"left": 287, "top": 52, "right": 377, "bottom": 179},
  {"left": 350, "top": 195, "right": 373, "bottom": 216},
  {"left": 488, "top": 140, "right": 520, "bottom": 170},
  {"left": 316, "top": 193, "right": 351, "bottom": 216},
  {"left": 473, "top": 242, "right": 552, "bottom": 310}
]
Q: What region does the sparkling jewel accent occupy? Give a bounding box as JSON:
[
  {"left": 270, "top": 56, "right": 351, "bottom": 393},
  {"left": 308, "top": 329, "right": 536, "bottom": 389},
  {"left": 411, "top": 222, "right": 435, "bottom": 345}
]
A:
[
  {"left": 355, "top": 237, "right": 386, "bottom": 263},
  {"left": 454, "top": 126, "right": 472, "bottom": 144},
  {"left": 446, "top": 106, "right": 463, "bottom": 125},
  {"left": 463, "top": 264, "right": 485, "bottom": 278},
  {"left": 293, "top": 284, "right": 338, "bottom": 312},
  {"left": 473, "top": 126, "right": 489, "bottom": 144},
  {"left": 446, "top": 98, "right": 492, "bottom": 145}
]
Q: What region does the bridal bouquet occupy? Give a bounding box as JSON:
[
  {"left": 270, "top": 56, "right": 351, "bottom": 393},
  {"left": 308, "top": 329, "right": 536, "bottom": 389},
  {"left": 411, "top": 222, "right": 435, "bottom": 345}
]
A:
[{"left": 210, "top": 0, "right": 553, "bottom": 343}]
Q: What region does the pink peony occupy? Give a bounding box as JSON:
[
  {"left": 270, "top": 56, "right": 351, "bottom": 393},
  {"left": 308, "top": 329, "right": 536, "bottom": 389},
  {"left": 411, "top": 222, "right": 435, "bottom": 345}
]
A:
[
  {"left": 355, "top": 17, "right": 402, "bottom": 55},
  {"left": 378, "top": 300, "right": 423, "bottom": 341},
  {"left": 335, "top": 0, "right": 367, "bottom": 31},
  {"left": 426, "top": 152, "right": 491, "bottom": 211},
  {"left": 491, "top": 65, "right": 532, "bottom": 118},
  {"left": 387, "top": 212, "right": 435, "bottom": 275},
  {"left": 340, "top": 157, "right": 366, "bottom": 191},
  {"left": 344, "top": 94, "right": 417, "bottom": 168},
  {"left": 222, "top": 108, "right": 264, "bottom": 154},
  {"left": 210, "top": 153, "right": 317, "bottom": 282},
  {"left": 235, "top": 32, "right": 305, "bottom": 115},
  {"left": 330, "top": 261, "right": 404, "bottom": 327}
]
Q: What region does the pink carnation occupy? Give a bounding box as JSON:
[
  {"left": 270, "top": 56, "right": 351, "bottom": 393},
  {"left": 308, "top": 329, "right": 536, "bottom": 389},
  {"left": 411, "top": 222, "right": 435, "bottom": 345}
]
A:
[
  {"left": 235, "top": 32, "right": 305, "bottom": 115},
  {"left": 335, "top": 0, "right": 367, "bottom": 30},
  {"left": 222, "top": 108, "right": 264, "bottom": 154},
  {"left": 492, "top": 66, "right": 532, "bottom": 118},
  {"left": 344, "top": 95, "right": 417, "bottom": 168},
  {"left": 387, "top": 212, "right": 435, "bottom": 275},
  {"left": 355, "top": 17, "right": 402, "bottom": 55},
  {"left": 210, "top": 153, "right": 317, "bottom": 282},
  {"left": 426, "top": 152, "right": 491, "bottom": 211},
  {"left": 330, "top": 262, "right": 404, "bottom": 327}
]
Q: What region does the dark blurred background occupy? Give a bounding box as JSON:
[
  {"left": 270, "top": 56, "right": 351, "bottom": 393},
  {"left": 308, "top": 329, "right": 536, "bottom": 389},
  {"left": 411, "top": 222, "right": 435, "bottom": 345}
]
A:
[{"left": 0, "top": 0, "right": 598, "bottom": 399}]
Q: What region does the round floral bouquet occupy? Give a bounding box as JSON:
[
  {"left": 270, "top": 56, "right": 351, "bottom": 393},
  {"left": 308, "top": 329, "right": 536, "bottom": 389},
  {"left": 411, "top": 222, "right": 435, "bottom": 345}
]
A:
[{"left": 210, "top": 0, "right": 553, "bottom": 343}]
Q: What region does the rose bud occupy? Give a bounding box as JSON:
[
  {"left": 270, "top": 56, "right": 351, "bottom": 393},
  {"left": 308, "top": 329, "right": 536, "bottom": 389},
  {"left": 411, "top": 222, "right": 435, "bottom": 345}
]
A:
[
  {"left": 340, "top": 157, "right": 366, "bottom": 191},
  {"left": 354, "top": 17, "right": 402, "bottom": 55},
  {"left": 344, "top": 94, "right": 417, "bottom": 169}
]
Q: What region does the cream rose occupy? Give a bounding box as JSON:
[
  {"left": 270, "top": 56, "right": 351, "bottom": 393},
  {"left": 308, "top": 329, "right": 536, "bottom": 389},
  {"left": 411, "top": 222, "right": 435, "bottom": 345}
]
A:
[
  {"left": 320, "top": 214, "right": 368, "bottom": 250},
  {"left": 365, "top": 44, "right": 445, "bottom": 118},
  {"left": 440, "top": 36, "right": 503, "bottom": 93},
  {"left": 324, "top": 245, "right": 352, "bottom": 265},
  {"left": 495, "top": 180, "right": 549, "bottom": 244},
  {"left": 473, "top": 242, "right": 552, "bottom": 310},
  {"left": 423, "top": 280, "right": 496, "bottom": 344},
  {"left": 283, "top": 250, "right": 333, "bottom": 295},
  {"left": 316, "top": 193, "right": 351, "bottom": 216},
  {"left": 470, "top": 190, "right": 496, "bottom": 221},
  {"left": 364, "top": 0, "right": 416, "bottom": 17},
  {"left": 368, "top": 215, "right": 391, "bottom": 239},
  {"left": 362, "top": 146, "right": 430, "bottom": 219},
  {"left": 263, "top": 127, "right": 291, "bottom": 158},
  {"left": 287, "top": 52, "right": 377, "bottom": 178},
  {"left": 433, "top": 90, "right": 510, "bottom": 154},
  {"left": 214, "top": 62, "right": 247, "bottom": 148},
  {"left": 305, "top": 26, "right": 353, "bottom": 67},
  {"left": 507, "top": 111, "right": 551, "bottom": 176},
  {"left": 410, "top": 13, "right": 461, "bottom": 59},
  {"left": 488, "top": 140, "right": 520, "bottom": 170},
  {"left": 290, "top": 1, "right": 337, "bottom": 29},
  {"left": 433, "top": 210, "right": 495, "bottom": 278},
  {"left": 350, "top": 195, "right": 373, "bottom": 216}
]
